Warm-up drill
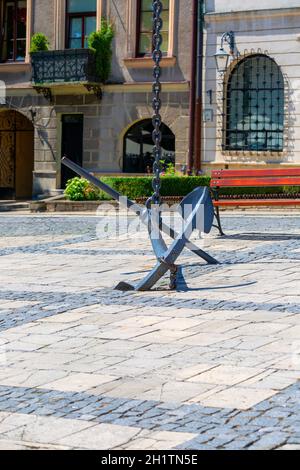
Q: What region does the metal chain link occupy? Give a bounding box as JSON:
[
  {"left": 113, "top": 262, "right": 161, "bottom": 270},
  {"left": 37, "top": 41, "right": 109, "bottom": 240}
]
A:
[
  {"left": 149, "top": 1, "right": 177, "bottom": 290},
  {"left": 151, "top": 0, "right": 163, "bottom": 206}
]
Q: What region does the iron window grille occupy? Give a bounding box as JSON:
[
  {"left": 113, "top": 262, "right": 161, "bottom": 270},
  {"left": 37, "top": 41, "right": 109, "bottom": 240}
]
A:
[{"left": 224, "top": 54, "right": 284, "bottom": 152}]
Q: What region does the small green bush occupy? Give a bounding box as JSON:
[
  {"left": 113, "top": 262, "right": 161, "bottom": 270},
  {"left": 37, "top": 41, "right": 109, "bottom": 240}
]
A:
[
  {"left": 88, "top": 20, "right": 114, "bottom": 82},
  {"left": 30, "top": 33, "right": 49, "bottom": 53},
  {"left": 64, "top": 177, "right": 100, "bottom": 201},
  {"left": 160, "top": 161, "right": 178, "bottom": 176}
]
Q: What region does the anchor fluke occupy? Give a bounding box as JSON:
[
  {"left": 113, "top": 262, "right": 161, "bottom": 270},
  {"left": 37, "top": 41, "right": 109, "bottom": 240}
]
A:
[{"left": 114, "top": 282, "right": 135, "bottom": 292}]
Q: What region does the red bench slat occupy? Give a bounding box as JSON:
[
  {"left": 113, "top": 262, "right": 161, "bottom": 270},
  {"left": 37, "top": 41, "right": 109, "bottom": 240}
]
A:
[
  {"left": 214, "top": 199, "right": 300, "bottom": 207},
  {"left": 211, "top": 177, "right": 300, "bottom": 187},
  {"left": 211, "top": 168, "right": 300, "bottom": 178}
]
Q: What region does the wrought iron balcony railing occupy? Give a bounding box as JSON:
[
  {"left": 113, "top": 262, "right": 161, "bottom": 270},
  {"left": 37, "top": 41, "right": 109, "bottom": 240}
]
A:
[{"left": 31, "top": 49, "right": 100, "bottom": 85}]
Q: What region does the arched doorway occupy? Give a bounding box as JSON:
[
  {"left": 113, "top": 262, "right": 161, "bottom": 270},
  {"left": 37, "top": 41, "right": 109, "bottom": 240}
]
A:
[
  {"left": 0, "top": 110, "right": 34, "bottom": 199},
  {"left": 123, "top": 119, "right": 175, "bottom": 173}
]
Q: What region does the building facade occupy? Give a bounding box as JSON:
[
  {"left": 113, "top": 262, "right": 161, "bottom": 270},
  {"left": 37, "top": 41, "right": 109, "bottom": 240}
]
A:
[
  {"left": 0, "top": 0, "right": 300, "bottom": 199},
  {"left": 0, "top": 0, "right": 192, "bottom": 199},
  {"left": 203, "top": 0, "right": 300, "bottom": 173}
]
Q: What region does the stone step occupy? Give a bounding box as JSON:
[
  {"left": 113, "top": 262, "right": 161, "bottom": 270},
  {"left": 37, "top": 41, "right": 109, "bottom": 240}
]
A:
[{"left": 0, "top": 202, "right": 30, "bottom": 212}]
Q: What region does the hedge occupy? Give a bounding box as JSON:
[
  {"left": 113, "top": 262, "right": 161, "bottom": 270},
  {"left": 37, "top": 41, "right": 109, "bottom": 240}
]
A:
[
  {"left": 97, "top": 177, "right": 300, "bottom": 201},
  {"left": 97, "top": 176, "right": 211, "bottom": 200},
  {"left": 65, "top": 175, "right": 300, "bottom": 201}
]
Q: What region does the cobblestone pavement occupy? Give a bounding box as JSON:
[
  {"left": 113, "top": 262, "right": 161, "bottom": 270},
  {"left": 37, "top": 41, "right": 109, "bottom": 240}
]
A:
[{"left": 0, "top": 212, "right": 299, "bottom": 450}]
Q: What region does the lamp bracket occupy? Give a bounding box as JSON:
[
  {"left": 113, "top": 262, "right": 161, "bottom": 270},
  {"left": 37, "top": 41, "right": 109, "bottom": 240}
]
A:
[
  {"left": 221, "top": 31, "right": 235, "bottom": 55},
  {"left": 84, "top": 84, "right": 103, "bottom": 101},
  {"left": 34, "top": 86, "right": 53, "bottom": 104}
]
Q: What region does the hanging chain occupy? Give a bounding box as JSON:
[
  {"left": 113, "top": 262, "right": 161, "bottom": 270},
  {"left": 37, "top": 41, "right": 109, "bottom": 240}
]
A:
[
  {"left": 151, "top": 0, "right": 163, "bottom": 206},
  {"left": 149, "top": 1, "right": 177, "bottom": 290}
]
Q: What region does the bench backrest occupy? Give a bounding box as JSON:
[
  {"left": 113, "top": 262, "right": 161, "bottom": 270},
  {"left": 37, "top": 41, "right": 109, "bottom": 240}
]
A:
[{"left": 210, "top": 168, "right": 300, "bottom": 188}]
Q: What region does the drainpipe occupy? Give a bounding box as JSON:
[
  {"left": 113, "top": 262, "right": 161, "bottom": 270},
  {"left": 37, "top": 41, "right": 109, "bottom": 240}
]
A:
[
  {"left": 187, "top": 0, "right": 198, "bottom": 175},
  {"left": 194, "top": 0, "right": 204, "bottom": 174}
]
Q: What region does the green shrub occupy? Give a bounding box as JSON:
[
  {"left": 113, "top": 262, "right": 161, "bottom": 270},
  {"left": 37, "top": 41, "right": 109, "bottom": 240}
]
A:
[
  {"left": 283, "top": 185, "right": 300, "bottom": 195},
  {"left": 30, "top": 33, "right": 49, "bottom": 53},
  {"left": 64, "top": 175, "right": 300, "bottom": 202},
  {"left": 64, "top": 177, "right": 100, "bottom": 201},
  {"left": 160, "top": 161, "right": 178, "bottom": 176},
  {"left": 88, "top": 20, "right": 114, "bottom": 82},
  {"left": 97, "top": 176, "right": 211, "bottom": 201}
]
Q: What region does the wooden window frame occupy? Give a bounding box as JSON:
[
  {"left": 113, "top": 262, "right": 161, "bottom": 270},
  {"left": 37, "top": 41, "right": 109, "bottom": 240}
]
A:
[
  {"left": 135, "top": 0, "right": 171, "bottom": 58},
  {"left": 1, "top": 0, "right": 27, "bottom": 63},
  {"left": 65, "top": 0, "right": 96, "bottom": 49}
]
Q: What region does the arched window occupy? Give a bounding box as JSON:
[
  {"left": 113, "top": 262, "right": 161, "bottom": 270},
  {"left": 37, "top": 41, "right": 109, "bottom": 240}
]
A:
[
  {"left": 123, "top": 119, "right": 175, "bottom": 174},
  {"left": 225, "top": 54, "right": 284, "bottom": 151}
]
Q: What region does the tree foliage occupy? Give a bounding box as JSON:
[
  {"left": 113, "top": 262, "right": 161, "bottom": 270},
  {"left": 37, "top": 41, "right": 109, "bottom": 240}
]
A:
[{"left": 88, "top": 20, "right": 114, "bottom": 83}]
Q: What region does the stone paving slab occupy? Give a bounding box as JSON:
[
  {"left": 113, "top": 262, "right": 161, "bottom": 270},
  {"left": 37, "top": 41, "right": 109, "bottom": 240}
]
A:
[{"left": 0, "top": 213, "right": 299, "bottom": 449}]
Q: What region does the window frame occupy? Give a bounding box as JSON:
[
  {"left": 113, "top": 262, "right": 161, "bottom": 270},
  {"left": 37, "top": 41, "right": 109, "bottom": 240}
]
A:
[
  {"left": 135, "top": 0, "right": 170, "bottom": 58},
  {"left": 65, "top": 0, "right": 97, "bottom": 49},
  {"left": 1, "top": 0, "right": 27, "bottom": 63}
]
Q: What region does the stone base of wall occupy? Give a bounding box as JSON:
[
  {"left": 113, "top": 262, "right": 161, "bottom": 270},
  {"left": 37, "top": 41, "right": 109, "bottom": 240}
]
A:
[
  {"left": 29, "top": 199, "right": 300, "bottom": 214},
  {"left": 30, "top": 200, "right": 120, "bottom": 213}
]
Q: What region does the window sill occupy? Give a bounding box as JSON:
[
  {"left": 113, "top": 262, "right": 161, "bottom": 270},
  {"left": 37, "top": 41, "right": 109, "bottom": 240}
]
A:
[
  {"left": 222, "top": 149, "right": 285, "bottom": 157},
  {"left": 124, "top": 56, "right": 177, "bottom": 69},
  {"left": 0, "top": 61, "right": 31, "bottom": 72}
]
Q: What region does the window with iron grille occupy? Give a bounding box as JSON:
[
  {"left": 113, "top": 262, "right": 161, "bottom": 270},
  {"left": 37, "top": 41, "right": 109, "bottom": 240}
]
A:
[
  {"left": 136, "top": 0, "right": 170, "bottom": 57},
  {"left": 225, "top": 54, "right": 284, "bottom": 152}
]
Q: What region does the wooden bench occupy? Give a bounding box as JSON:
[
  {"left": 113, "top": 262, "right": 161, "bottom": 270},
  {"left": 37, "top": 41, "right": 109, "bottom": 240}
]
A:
[{"left": 210, "top": 168, "right": 300, "bottom": 235}]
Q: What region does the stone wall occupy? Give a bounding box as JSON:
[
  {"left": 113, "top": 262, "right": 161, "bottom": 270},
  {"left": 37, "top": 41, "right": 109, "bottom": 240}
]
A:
[
  {"left": 110, "top": 0, "right": 192, "bottom": 84},
  {"left": 77, "top": 90, "right": 190, "bottom": 173},
  {"left": 7, "top": 86, "right": 189, "bottom": 197},
  {"left": 33, "top": 0, "right": 56, "bottom": 48}
]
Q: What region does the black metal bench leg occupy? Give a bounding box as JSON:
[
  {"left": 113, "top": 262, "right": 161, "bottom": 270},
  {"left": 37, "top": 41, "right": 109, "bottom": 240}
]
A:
[{"left": 214, "top": 207, "right": 225, "bottom": 236}]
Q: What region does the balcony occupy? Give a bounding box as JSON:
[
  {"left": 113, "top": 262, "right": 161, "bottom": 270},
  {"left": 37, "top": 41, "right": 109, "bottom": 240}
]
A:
[
  {"left": 31, "top": 48, "right": 100, "bottom": 84},
  {"left": 31, "top": 49, "right": 102, "bottom": 101}
]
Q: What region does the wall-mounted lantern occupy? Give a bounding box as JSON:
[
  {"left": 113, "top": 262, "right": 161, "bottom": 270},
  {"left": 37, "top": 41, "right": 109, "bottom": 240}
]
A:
[{"left": 214, "top": 31, "right": 235, "bottom": 73}]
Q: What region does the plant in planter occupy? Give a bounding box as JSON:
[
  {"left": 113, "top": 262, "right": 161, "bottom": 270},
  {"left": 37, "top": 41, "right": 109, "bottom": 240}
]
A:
[
  {"left": 30, "top": 33, "right": 50, "bottom": 53},
  {"left": 88, "top": 20, "right": 114, "bottom": 83}
]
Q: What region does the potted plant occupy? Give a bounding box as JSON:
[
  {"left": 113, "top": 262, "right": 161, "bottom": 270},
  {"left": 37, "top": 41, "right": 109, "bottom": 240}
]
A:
[{"left": 30, "top": 33, "right": 50, "bottom": 53}]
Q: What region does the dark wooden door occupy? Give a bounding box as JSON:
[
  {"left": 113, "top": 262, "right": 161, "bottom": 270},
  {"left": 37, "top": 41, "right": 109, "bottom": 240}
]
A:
[
  {"left": 0, "top": 111, "right": 34, "bottom": 200},
  {"left": 61, "top": 114, "right": 83, "bottom": 188}
]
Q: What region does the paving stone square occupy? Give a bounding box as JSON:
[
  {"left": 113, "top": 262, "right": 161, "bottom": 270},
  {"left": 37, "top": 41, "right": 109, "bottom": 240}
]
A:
[{"left": 0, "top": 212, "right": 299, "bottom": 449}]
